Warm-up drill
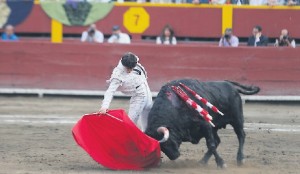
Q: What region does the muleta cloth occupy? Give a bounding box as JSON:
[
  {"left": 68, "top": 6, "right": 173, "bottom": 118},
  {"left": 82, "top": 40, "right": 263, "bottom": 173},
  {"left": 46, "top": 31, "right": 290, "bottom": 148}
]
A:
[{"left": 72, "top": 109, "right": 161, "bottom": 170}]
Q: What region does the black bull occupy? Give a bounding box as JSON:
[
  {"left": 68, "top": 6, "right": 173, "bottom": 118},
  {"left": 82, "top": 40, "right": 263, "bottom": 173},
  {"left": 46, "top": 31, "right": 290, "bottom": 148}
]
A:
[{"left": 145, "top": 79, "right": 260, "bottom": 168}]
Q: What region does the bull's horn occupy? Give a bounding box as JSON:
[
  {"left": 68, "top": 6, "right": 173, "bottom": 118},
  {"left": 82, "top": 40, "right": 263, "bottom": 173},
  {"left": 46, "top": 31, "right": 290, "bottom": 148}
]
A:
[{"left": 157, "top": 127, "right": 169, "bottom": 143}]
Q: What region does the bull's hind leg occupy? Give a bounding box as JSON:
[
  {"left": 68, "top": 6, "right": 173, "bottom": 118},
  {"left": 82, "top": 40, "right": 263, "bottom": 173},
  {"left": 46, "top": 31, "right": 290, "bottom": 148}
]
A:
[
  {"left": 230, "top": 95, "right": 246, "bottom": 166},
  {"left": 231, "top": 122, "right": 246, "bottom": 166},
  {"left": 200, "top": 129, "right": 226, "bottom": 168}
]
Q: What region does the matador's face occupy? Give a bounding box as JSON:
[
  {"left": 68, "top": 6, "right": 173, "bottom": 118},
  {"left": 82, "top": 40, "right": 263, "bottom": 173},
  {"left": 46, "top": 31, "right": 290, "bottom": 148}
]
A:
[{"left": 125, "top": 67, "right": 133, "bottom": 74}]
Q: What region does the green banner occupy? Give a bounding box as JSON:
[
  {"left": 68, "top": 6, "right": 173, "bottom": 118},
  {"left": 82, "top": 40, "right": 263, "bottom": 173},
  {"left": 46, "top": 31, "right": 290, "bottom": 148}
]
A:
[{"left": 40, "top": 0, "right": 114, "bottom": 26}]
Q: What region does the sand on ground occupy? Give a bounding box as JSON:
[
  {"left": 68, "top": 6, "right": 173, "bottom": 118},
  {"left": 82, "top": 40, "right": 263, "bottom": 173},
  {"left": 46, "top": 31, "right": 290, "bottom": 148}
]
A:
[{"left": 0, "top": 96, "right": 299, "bottom": 174}]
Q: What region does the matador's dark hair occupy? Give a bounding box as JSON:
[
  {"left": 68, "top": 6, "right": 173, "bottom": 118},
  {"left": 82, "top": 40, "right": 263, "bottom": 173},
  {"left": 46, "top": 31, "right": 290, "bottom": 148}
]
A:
[{"left": 121, "top": 52, "right": 138, "bottom": 69}]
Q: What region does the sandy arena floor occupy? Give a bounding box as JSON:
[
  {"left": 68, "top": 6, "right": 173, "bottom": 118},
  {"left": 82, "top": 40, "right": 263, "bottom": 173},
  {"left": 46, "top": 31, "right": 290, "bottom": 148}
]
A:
[{"left": 0, "top": 96, "right": 299, "bottom": 174}]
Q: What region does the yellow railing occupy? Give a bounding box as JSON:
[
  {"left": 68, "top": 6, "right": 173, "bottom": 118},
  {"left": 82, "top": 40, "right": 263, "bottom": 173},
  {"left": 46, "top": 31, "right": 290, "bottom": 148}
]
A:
[
  {"left": 222, "top": 5, "right": 232, "bottom": 34},
  {"left": 51, "top": 19, "right": 63, "bottom": 43}
]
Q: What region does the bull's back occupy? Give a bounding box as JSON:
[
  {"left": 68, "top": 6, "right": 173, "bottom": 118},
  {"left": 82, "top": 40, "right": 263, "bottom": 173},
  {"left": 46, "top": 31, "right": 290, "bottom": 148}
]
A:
[
  {"left": 162, "top": 79, "right": 238, "bottom": 102},
  {"left": 155, "top": 79, "right": 241, "bottom": 119}
]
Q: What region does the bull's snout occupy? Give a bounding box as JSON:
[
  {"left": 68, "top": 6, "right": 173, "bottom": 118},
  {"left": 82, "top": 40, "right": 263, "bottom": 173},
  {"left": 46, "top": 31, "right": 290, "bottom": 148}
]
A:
[{"left": 168, "top": 151, "right": 180, "bottom": 160}]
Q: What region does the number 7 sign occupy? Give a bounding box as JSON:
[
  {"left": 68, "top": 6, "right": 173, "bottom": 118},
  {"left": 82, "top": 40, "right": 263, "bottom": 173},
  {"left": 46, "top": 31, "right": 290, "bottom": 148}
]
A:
[{"left": 123, "top": 7, "right": 150, "bottom": 34}]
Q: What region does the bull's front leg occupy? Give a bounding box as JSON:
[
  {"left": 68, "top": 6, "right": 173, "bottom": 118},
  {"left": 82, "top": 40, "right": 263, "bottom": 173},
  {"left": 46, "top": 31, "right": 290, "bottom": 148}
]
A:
[{"left": 199, "top": 127, "right": 226, "bottom": 168}]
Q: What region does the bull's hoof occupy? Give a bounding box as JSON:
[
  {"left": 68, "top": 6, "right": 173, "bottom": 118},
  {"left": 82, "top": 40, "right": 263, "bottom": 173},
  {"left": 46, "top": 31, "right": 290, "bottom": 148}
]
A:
[
  {"left": 216, "top": 158, "right": 226, "bottom": 169},
  {"left": 217, "top": 163, "right": 227, "bottom": 169},
  {"left": 199, "top": 159, "right": 208, "bottom": 165},
  {"left": 237, "top": 159, "right": 245, "bottom": 166}
]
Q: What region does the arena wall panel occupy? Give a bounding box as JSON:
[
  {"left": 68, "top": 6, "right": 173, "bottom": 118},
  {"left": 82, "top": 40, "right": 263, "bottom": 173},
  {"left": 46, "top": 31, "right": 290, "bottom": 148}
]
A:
[{"left": 0, "top": 41, "right": 299, "bottom": 95}]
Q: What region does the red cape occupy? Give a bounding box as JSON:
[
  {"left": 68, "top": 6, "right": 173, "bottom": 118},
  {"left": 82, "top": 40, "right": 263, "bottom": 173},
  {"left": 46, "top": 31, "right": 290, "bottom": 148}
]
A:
[{"left": 72, "top": 109, "right": 161, "bottom": 170}]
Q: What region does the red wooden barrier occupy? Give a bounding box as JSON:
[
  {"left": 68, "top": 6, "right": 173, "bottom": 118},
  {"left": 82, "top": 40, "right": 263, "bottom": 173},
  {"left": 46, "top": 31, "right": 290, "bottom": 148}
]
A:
[{"left": 0, "top": 41, "right": 299, "bottom": 95}]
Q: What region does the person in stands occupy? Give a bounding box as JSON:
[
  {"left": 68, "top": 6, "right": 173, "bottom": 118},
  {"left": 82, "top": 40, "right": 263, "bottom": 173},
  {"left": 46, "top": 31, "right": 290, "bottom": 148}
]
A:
[
  {"left": 1, "top": 24, "right": 19, "bottom": 41},
  {"left": 247, "top": 25, "right": 268, "bottom": 47},
  {"left": 274, "top": 29, "right": 296, "bottom": 48},
  {"left": 156, "top": 24, "right": 177, "bottom": 45},
  {"left": 107, "top": 25, "right": 131, "bottom": 44}
]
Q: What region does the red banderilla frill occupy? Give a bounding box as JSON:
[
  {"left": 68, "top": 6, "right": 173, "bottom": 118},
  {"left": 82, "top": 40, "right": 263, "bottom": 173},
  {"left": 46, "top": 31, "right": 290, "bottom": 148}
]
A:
[
  {"left": 179, "top": 82, "right": 224, "bottom": 116},
  {"left": 171, "top": 86, "right": 215, "bottom": 127}
]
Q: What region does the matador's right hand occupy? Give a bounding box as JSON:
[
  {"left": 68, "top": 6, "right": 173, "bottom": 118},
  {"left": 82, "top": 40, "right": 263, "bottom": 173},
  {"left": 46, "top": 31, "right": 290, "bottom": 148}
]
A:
[{"left": 98, "top": 107, "right": 108, "bottom": 114}]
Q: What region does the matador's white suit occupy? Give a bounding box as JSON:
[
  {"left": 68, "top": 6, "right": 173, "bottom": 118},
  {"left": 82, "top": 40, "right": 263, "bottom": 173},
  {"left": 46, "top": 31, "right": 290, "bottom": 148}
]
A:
[{"left": 101, "top": 59, "right": 153, "bottom": 132}]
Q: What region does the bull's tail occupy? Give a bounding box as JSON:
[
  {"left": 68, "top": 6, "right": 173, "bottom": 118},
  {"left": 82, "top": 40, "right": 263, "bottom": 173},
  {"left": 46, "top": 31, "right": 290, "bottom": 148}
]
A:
[{"left": 225, "top": 80, "right": 260, "bottom": 95}]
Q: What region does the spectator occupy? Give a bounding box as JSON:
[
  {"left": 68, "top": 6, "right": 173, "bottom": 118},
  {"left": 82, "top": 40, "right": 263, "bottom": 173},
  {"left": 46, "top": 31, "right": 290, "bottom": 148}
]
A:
[
  {"left": 231, "top": 0, "right": 249, "bottom": 4},
  {"left": 186, "top": 0, "right": 210, "bottom": 4},
  {"left": 285, "top": 0, "right": 300, "bottom": 5},
  {"left": 150, "top": 0, "right": 173, "bottom": 3},
  {"left": 81, "top": 24, "right": 104, "bottom": 43},
  {"left": 247, "top": 25, "right": 268, "bottom": 47},
  {"left": 267, "top": 0, "right": 284, "bottom": 5},
  {"left": 156, "top": 24, "right": 177, "bottom": 45},
  {"left": 274, "top": 29, "right": 296, "bottom": 48},
  {"left": 210, "top": 0, "right": 227, "bottom": 4},
  {"left": 219, "top": 28, "right": 239, "bottom": 47},
  {"left": 107, "top": 25, "right": 131, "bottom": 44},
  {"left": 249, "top": 0, "right": 267, "bottom": 5},
  {"left": 1, "top": 25, "right": 18, "bottom": 41}
]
